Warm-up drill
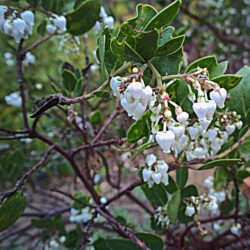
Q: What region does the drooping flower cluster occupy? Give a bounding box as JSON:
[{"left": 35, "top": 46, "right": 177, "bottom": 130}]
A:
[
  {"left": 46, "top": 15, "right": 67, "bottom": 34},
  {"left": 69, "top": 207, "right": 93, "bottom": 223},
  {"left": 23, "top": 52, "right": 36, "bottom": 66},
  {"left": 110, "top": 67, "right": 243, "bottom": 160},
  {"left": 44, "top": 236, "right": 66, "bottom": 250},
  {"left": 0, "top": 6, "right": 34, "bottom": 43},
  {"left": 142, "top": 154, "right": 169, "bottom": 188},
  {"left": 93, "top": 7, "right": 114, "bottom": 32}
]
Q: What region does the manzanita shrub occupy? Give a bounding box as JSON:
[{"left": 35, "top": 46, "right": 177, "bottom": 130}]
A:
[{"left": 0, "top": 0, "right": 250, "bottom": 249}]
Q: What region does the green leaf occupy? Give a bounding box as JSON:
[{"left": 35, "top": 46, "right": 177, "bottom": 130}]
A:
[
  {"left": 127, "top": 4, "right": 158, "bottom": 31},
  {"left": 132, "top": 142, "right": 152, "bottom": 160},
  {"left": 239, "top": 140, "right": 250, "bottom": 157},
  {"left": 62, "top": 69, "right": 77, "bottom": 91},
  {"left": 72, "top": 191, "right": 90, "bottom": 209},
  {"left": 214, "top": 167, "right": 231, "bottom": 188},
  {"left": 156, "top": 35, "right": 185, "bottom": 56},
  {"left": 198, "top": 159, "right": 242, "bottom": 170},
  {"left": 136, "top": 233, "right": 163, "bottom": 250},
  {"left": 124, "top": 42, "right": 145, "bottom": 63},
  {"left": 211, "top": 75, "right": 242, "bottom": 90},
  {"left": 158, "top": 26, "right": 175, "bottom": 46},
  {"left": 41, "top": 0, "right": 66, "bottom": 14},
  {"left": 89, "top": 110, "right": 102, "bottom": 125},
  {"left": 151, "top": 47, "right": 183, "bottom": 75},
  {"left": 209, "top": 61, "right": 228, "bottom": 79},
  {"left": 127, "top": 111, "right": 150, "bottom": 143},
  {"left": 228, "top": 66, "right": 250, "bottom": 121},
  {"left": 141, "top": 183, "right": 168, "bottom": 206},
  {"left": 144, "top": 0, "right": 181, "bottom": 31},
  {"left": 182, "top": 185, "right": 198, "bottom": 198},
  {"left": 176, "top": 168, "right": 188, "bottom": 189},
  {"left": 135, "top": 30, "right": 159, "bottom": 60},
  {"left": 93, "top": 90, "right": 110, "bottom": 99},
  {"left": 94, "top": 233, "right": 163, "bottom": 250},
  {"left": 36, "top": 20, "right": 47, "bottom": 36},
  {"left": 0, "top": 192, "right": 26, "bottom": 232},
  {"left": 167, "top": 190, "right": 181, "bottom": 224},
  {"left": 165, "top": 175, "right": 178, "bottom": 194},
  {"left": 66, "top": 0, "right": 101, "bottom": 36},
  {"left": 185, "top": 55, "right": 218, "bottom": 73}
]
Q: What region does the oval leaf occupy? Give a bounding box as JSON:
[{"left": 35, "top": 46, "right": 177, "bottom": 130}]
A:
[
  {"left": 212, "top": 74, "right": 242, "bottom": 90},
  {"left": 198, "top": 158, "right": 242, "bottom": 170},
  {"left": 167, "top": 190, "right": 181, "bottom": 224},
  {"left": 0, "top": 192, "right": 26, "bottom": 232}
]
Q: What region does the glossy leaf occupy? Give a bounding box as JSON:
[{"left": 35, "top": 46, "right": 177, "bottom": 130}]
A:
[
  {"left": 185, "top": 55, "right": 218, "bottom": 73},
  {"left": 167, "top": 190, "right": 181, "bottom": 224},
  {"left": 141, "top": 183, "right": 168, "bottom": 206},
  {"left": 66, "top": 0, "right": 101, "bottom": 36},
  {"left": 176, "top": 168, "right": 188, "bottom": 189},
  {"left": 144, "top": 0, "right": 181, "bottom": 31},
  {"left": 127, "top": 111, "right": 150, "bottom": 143},
  {"left": 156, "top": 35, "right": 185, "bottom": 56},
  {"left": 0, "top": 192, "right": 26, "bottom": 232},
  {"left": 211, "top": 74, "right": 242, "bottom": 90},
  {"left": 158, "top": 26, "right": 175, "bottom": 46},
  {"left": 62, "top": 69, "right": 77, "bottom": 91},
  {"left": 182, "top": 185, "right": 199, "bottom": 198},
  {"left": 199, "top": 159, "right": 242, "bottom": 170},
  {"left": 93, "top": 90, "right": 110, "bottom": 99},
  {"left": 209, "top": 61, "right": 228, "bottom": 79}
]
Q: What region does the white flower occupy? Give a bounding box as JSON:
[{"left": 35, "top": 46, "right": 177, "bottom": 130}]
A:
[
  {"left": 235, "top": 121, "right": 243, "bottom": 130},
  {"left": 203, "top": 176, "right": 214, "bottom": 189},
  {"left": 12, "top": 18, "right": 26, "bottom": 34},
  {"left": 210, "top": 88, "right": 227, "bottom": 109},
  {"left": 214, "top": 191, "right": 226, "bottom": 202},
  {"left": 185, "top": 205, "right": 195, "bottom": 217},
  {"left": 169, "top": 124, "right": 185, "bottom": 139},
  {"left": 4, "top": 52, "right": 12, "bottom": 59},
  {"left": 90, "top": 64, "right": 99, "bottom": 73},
  {"left": 193, "top": 102, "right": 208, "bottom": 119},
  {"left": 100, "top": 196, "right": 107, "bottom": 204},
  {"left": 53, "top": 15, "right": 67, "bottom": 33},
  {"left": 208, "top": 200, "right": 219, "bottom": 214},
  {"left": 207, "top": 128, "right": 218, "bottom": 141},
  {"left": 199, "top": 118, "right": 212, "bottom": 130},
  {"left": 21, "top": 11, "right": 35, "bottom": 26},
  {"left": 157, "top": 160, "right": 169, "bottom": 175},
  {"left": 126, "top": 81, "right": 143, "bottom": 99},
  {"left": 46, "top": 24, "right": 57, "bottom": 33},
  {"left": 161, "top": 173, "right": 169, "bottom": 185},
  {"left": 146, "top": 154, "right": 157, "bottom": 167},
  {"left": 110, "top": 77, "right": 122, "bottom": 97},
  {"left": 187, "top": 126, "right": 200, "bottom": 140},
  {"left": 213, "top": 223, "right": 222, "bottom": 232},
  {"left": 104, "top": 16, "right": 114, "bottom": 29},
  {"left": 5, "top": 92, "right": 22, "bottom": 107},
  {"left": 142, "top": 168, "right": 153, "bottom": 182},
  {"left": 177, "top": 111, "right": 189, "bottom": 123},
  {"left": 156, "top": 130, "right": 175, "bottom": 153},
  {"left": 3, "top": 20, "right": 13, "bottom": 35},
  {"left": 23, "top": 52, "right": 36, "bottom": 66},
  {"left": 225, "top": 124, "right": 236, "bottom": 135},
  {"left": 152, "top": 172, "right": 162, "bottom": 184},
  {"left": 100, "top": 7, "right": 108, "bottom": 18},
  {"left": 59, "top": 236, "right": 66, "bottom": 244},
  {"left": 230, "top": 223, "right": 241, "bottom": 235}
]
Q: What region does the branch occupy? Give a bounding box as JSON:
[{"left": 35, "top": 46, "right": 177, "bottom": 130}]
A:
[
  {"left": 0, "top": 146, "right": 55, "bottom": 202},
  {"left": 17, "top": 39, "right": 29, "bottom": 129}
]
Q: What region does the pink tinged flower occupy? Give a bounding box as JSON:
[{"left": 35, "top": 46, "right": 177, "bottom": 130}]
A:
[
  {"left": 225, "top": 124, "right": 236, "bottom": 135},
  {"left": 142, "top": 169, "right": 153, "bottom": 182},
  {"left": 152, "top": 172, "right": 162, "bottom": 184},
  {"left": 177, "top": 111, "right": 189, "bottom": 123},
  {"left": 161, "top": 173, "right": 169, "bottom": 185},
  {"left": 210, "top": 88, "right": 227, "bottom": 109},
  {"left": 156, "top": 131, "right": 175, "bottom": 153},
  {"left": 146, "top": 154, "right": 157, "bottom": 167},
  {"left": 127, "top": 81, "right": 143, "bottom": 99},
  {"left": 193, "top": 102, "right": 208, "bottom": 119}
]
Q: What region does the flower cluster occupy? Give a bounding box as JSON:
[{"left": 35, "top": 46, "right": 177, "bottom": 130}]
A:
[
  {"left": 46, "top": 15, "right": 67, "bottom": 34},
  {"left": 111, "top": 67, "right": 243, "bottom": 160},
  {"left": 44, "top": 236, "right": 66, "bottom": 250},
  {"left": 93, "top": 7, "right": 114, "bottom": 32},
  {"left": 153, "top": 206, "right": 170, "bottom": 228},
  {"left": 142, "top": 154, "right": 169, "bottom": 188},
  {"left": 69, "top": 207, "right": 93, "bottom": 223},
  {"left": 5, "top": 92, "right": 22, "bottom": 107},
  {"left": 23, "top": 52, "right": 36, "bottom": 66},
  {"left": 0, "top": 6, "right": 34, "bottom": 43},
  {"left": 3, "top": 51, "right": 14, "bottom": 67}
]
